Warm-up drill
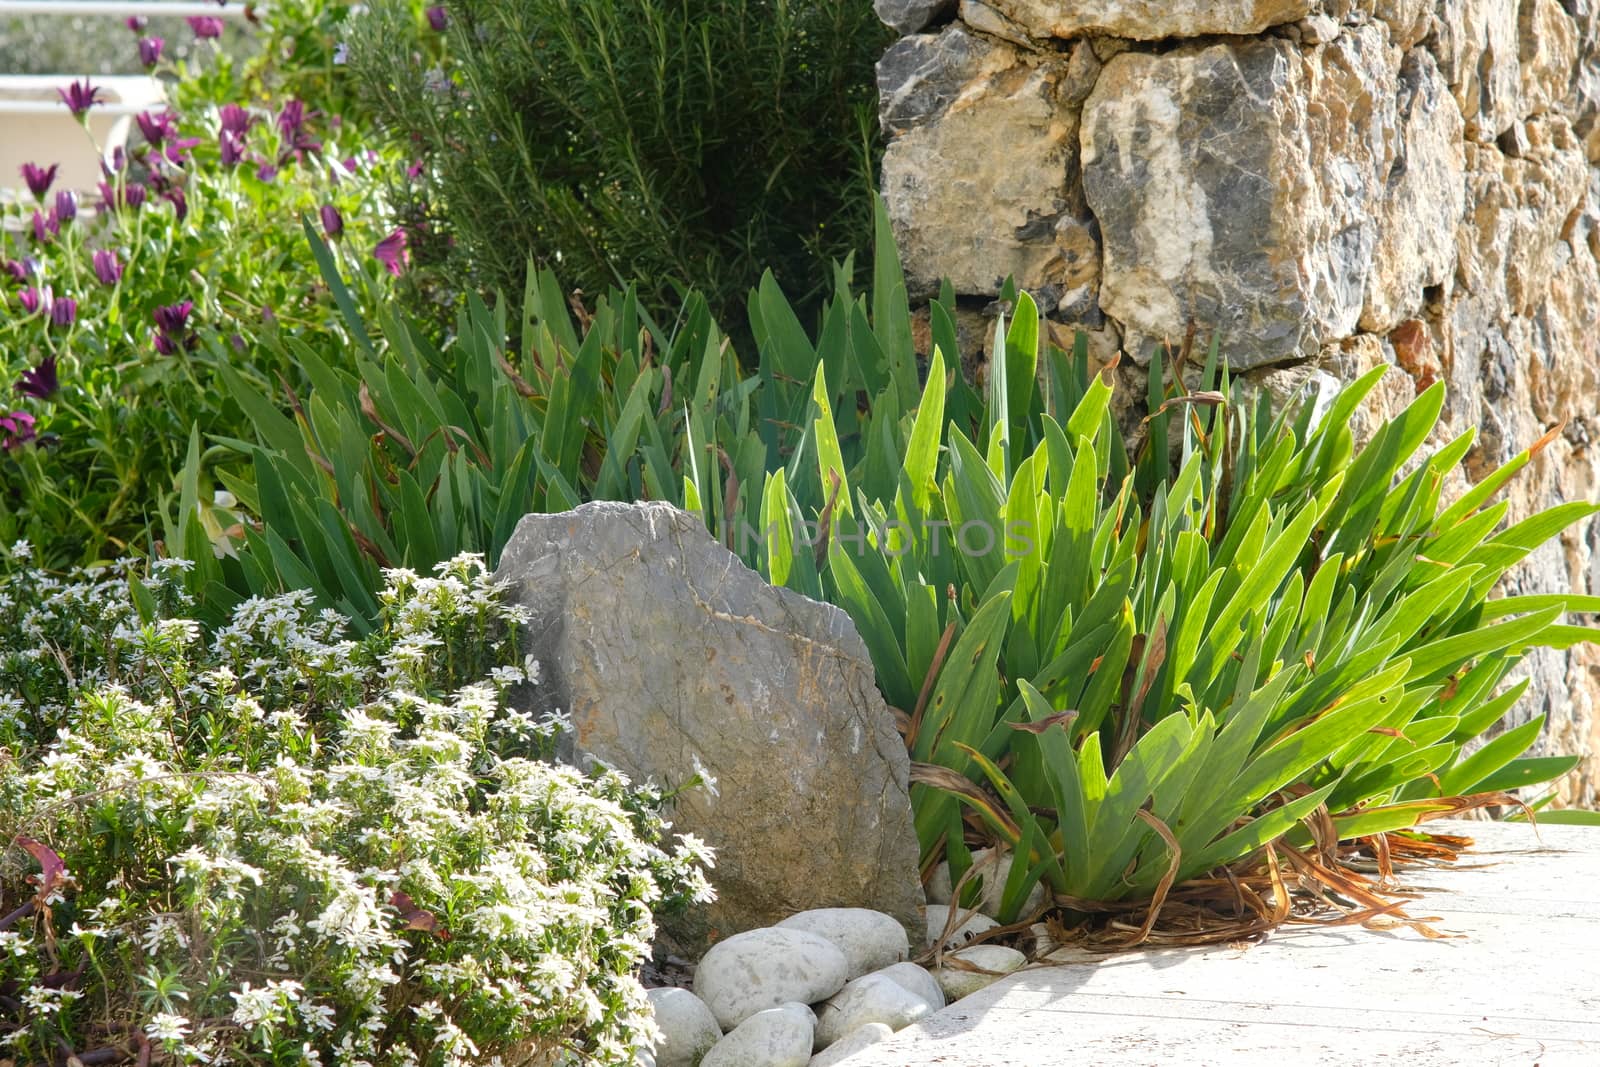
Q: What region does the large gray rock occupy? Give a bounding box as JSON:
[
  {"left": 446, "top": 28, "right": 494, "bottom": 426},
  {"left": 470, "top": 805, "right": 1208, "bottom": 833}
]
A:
[
  {"left": 695, "top": 928, "right": 850, "bottom": 1031},
  {"left": 808, "top": 1023, "right": 894, "bottom": 1067},
  {"left": 932, "top": 944, "right": 1027, "bottom": 1001},
  {"left": 1082, "top": 27, "right": 1399, "bottom": 367},
  {"left": 869, "top": 962, "right": 946, "bottom": 1011},
  {"left": 494, "top": 502, "right": 923, "bottom": 953}
]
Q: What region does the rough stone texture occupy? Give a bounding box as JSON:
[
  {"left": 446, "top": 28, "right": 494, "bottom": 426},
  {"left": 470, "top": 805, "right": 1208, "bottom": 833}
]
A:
[
  {"left": 983, "top": 0, "right": 1315, "bottom": 40},
  {"left": 694, "top": 928, "right": 849, "bottom": 1031},
  {"left": 1083, "top": 27, "right": 1402, "bottom": 368},
  {"left": 875, "top": 0, "right": 1600, "bottom": 804},
  {"left": 494, "top": 503, "right": 924, "bottom": 953},
  {"left": 880, "top": 27, "right": 1098, "bottom": 307},
  {"left": 775, "top": 909, "right": 911, "bottom": 980},
  {"left": 813, "top": 974, "right": 936, "bottom": 1051},
  {"left": 701, "top": 1003, "right": 815, "bottom": 1067},
  {"left": 1360, "top": 49, "right": 1466, "bottom": 334},
  {"left": 808, "top": 1023, "right": 895, "bottom": 1067},
  {"left": 647, "top": 988, "right": 723, "bottom": 1067}
]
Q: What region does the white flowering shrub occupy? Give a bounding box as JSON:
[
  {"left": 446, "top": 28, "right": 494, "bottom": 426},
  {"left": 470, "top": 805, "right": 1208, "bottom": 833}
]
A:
[{"left": 0, "top": 547, "right": 712, "bottom": 1066}]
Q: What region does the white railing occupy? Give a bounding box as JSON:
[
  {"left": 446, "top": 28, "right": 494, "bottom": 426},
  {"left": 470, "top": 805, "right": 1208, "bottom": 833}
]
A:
[
  {"left": 0, "top": 1, "right": 254, "bottom": 18},
  {"left": 0, "top": 3, "right": 257, "bottom": 197}
]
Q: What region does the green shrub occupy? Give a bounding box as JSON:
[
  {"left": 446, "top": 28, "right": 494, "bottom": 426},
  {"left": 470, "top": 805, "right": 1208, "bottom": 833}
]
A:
[
  {"left": 783, "top": 316, "right": 1597, "bottom": 919},
  {"left": 171, "top": 209, "right": 1596, "bottom": 927},
  {"left": 0, "top": 14, "right": 401, "bottom": 568},
  {"left": 163, "top": 211, "right": 931, "bottom": 627},
  {"left": 0, "top": 547, "right": 712, "bottom": 1065},
  {"left": 344, "top": 0, "right": 891, "bottom": 328}
]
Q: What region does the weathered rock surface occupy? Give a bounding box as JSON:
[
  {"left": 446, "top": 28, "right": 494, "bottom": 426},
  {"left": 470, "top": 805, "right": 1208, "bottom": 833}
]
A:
[
  {"left": 983, "top": 0, "right": 1314, "bottom": 40},
  {"left": 694, "top": 928, "right": 849, "bottom": 1031},
  {"left": 494, "top": 502, "right": 923, "bottom": 953},
  {"left": 880, "top": 27, "right": 1098, "bottom": 306},
  {"left": 1360, "top": 49, "right": 1467, "bottom": 333},
  {"left": 808, "top": 1023, "right": 895, "bottom": 1067},
  {"left": 874, "top": 0, "right": 957, "bottom": 36},
  {"left": 701, "top": 1003, "right": 815, "bottom": 1067},
  {"left": 775, "top": 909, "right": 911, "bottom": 980},
  {"left": 813, "top": 974, "right": 936, "bottom": 1051},
  {"left": 1082, "top": 27, "right": 1399, "bottom": 367},
  {"left": 933, "top": 944, "right": 1028, "bottom": 1001},
  {"left": 647, "top": 988, "right": 723, "bottom": 1067}
]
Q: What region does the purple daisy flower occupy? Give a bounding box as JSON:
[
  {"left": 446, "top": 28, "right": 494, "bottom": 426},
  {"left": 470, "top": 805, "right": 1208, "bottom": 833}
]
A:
[
  {"left": 138, "top": 36, "right": 164, "bottom": 68},
  {"left": 92, "top": 249, "right": 123, "bottom": 287},
  {"left": 31, "top": 210, "right": 57, "bottom": 244},
  {"left": 426, "top": 6, "right": 448, "bottom": 31},
  {"left": 220, "top": 129, "right": 247, "bottom": 166},
  {"left": 1, "top": 411, "right": 38, "bottom": 452},
  {"left": 187, "top": 16, "right": 224, "bottom": 39},
  {"left": 58, "top": 79, "right": 102, "bottom": 118},
  {"left": 15, "top": 357, "right": 58, "bottom": 401},
  {"left": 20, "top": 162, "right": 57, "bottom": 200},
  {"left": 153, "top": 300, "right": 194, "bottom": 336},
  {"left": 320, "top": 204, "right": 344, "bottom": 239},
  {"left": 49, "top": 297, "right": 76, "bottom": 328},
  {"left": 136, "top": 110, "right": 174, "bottom": 147},
  {"left": 219, "top": 103, "right": 253, "bottom": 134},
  {"left": 53, "top": 189, "right": 76, "bottom": 224},
  {"left": 18, "top": 286, "right": 49, "bottom": 316},
  {"left": 373, "top": 229, "right": 408, "bottom": 276}
]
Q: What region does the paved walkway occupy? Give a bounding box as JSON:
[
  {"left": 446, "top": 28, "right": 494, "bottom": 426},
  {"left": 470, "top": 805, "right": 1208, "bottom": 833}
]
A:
[{"left": 844, "top": 820, "right": 1600, "bottom": 1066}]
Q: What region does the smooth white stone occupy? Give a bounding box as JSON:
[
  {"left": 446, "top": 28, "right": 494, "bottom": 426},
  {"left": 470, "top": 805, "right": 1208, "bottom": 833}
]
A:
[
  {"left": 933, "top": 944, "right": 1028, "bottom": 1001},
  {"left": 807, "top": 1022, "right": 895, "bottom": 1067},
  {"left": 695, "top": 928, "right": 850, "bottom": 1030},
  {"left": 813, "top": 974, "right": 935, "bottom": 1051},
  {"left": 647, "top": 987, "right": 723, "bottom": 1067},
  {"left": 701, "top": 1002, "right": 815, "bottom": 1067},
  {"left": 776, "top": 908, "right": 911, "bottom": 979}
]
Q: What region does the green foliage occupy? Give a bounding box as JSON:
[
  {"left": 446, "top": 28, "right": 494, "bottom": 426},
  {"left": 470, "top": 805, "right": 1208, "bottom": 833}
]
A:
[
  {"left": 0, "top": 10, "right": 401, "bottom": 568},
  {"left": 344, "top": 0, "right": 891, "bottom": 328},
  {"left": 791, "top": 305, "right": 1596, "bottom": 919},
  {"left": 175, "top": 204, "right": 1595, "bottom": 920},
  {"left": 0, "top": 549, "right": 710, "bottom": 1066},
  {"left": 167, "top": 209, "right": 939, "bottom": 628}
]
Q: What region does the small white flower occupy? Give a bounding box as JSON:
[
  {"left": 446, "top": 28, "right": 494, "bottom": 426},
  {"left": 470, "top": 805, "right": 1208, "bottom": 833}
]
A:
[{"left": 145, "top": 1012, "right": 191, "bottom": 1043}]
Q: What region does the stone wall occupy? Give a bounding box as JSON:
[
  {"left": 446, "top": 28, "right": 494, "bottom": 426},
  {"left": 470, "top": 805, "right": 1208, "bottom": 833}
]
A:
[{"left": 875, "top": 0, "right": 1600, "bottom": 804}]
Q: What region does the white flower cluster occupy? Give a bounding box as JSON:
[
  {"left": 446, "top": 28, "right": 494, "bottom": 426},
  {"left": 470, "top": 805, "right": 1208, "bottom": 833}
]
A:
[{"left": 0, "top": 550, "right": 711, "bottom": 1066}]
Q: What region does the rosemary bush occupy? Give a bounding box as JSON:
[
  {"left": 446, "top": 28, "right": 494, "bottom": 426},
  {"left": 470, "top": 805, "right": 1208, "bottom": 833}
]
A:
[{"left": 343, "top": 0, "right": 890, "bottom": 327}]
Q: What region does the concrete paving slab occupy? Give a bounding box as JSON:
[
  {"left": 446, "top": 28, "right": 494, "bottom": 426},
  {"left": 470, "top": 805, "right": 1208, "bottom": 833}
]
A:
[{"left": 841, "top": 820, "right": 1600, "bottom": 1066}]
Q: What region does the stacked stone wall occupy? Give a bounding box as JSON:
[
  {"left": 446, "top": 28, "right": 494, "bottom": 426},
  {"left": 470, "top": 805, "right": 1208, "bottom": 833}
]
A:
[{"left": 876, "top": 0, "right": 1600, "bottom": 802}]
